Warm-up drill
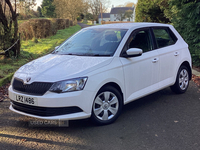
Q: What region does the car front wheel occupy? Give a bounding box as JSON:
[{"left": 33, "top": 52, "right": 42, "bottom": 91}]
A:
[
  {"left": 170, "top": 65, "right": 190, "bottom": 94},
  {"left": 91, "top": 86, "right": 123, "bottom": 125}
]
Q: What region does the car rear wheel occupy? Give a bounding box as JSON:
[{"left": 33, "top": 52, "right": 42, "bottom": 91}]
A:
[
  {"left": 91, "top": 86, "right": 123, "bottom": 125},
  {"left": 170, "top": 65, "right": 189, "bottom": 94}
]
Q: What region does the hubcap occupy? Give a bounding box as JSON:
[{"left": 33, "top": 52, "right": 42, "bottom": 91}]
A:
[
  {"left": 179, "top": 69, "right": 189, "bottom": 90},
  {"left": 93, "top": 91, "right": 119, "bottom": 121}
]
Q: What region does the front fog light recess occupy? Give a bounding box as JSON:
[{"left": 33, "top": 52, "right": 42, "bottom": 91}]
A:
[{"left": 49, "top": 77, "right": 88, "bottom": 93}]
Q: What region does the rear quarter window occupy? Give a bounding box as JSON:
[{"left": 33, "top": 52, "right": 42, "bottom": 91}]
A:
[{"left": 153, "top": 27, "right": 177, "bottom": 49}]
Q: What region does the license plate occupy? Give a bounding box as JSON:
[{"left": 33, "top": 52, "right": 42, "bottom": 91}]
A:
[{"left": 15, "top": 95, "right": 37, "bottom": 106}]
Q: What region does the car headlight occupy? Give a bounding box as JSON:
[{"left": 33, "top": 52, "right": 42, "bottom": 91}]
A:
[{"left": 49, "top": 77, "right": 88, "bottom": 93}]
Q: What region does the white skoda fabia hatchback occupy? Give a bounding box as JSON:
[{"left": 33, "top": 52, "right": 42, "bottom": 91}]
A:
[{"left": 9, "top": 23, "right": 192, "bottom": 125}]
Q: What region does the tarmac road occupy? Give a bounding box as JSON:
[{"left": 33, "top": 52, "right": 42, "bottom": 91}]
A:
[{"left": 0, "top": 81, "right": 200, "bottom": 150}]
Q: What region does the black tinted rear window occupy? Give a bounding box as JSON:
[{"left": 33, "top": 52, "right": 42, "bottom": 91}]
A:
[{"left": 153, "top": 27, "right": 177, "bottom": 49}]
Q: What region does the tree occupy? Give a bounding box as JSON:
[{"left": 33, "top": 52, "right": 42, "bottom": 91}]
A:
[
  {"left": 29, "top": 9, "right": 39, "bottom": 18},
  {"left": 116, "top": 9, "right": 133, "bottom": 21},
  {"left": 37, "top": 6, "right": 43, "bottom": 17},
  {"left": 124, "top": 10, "right": 133, "bottom": 21},
  {"left": 16, "top": 0, "right": 36, "bottom": 16},
  {"left": 116, "top": 2, "right": 136, "bottom": 7},
  {"left": 135, "top": 0, "right": 200, "bottom": 65},
  {"left": 125, "top": 2, "right": 135, "bottom": 7},
  {"left": 41, "top": 0, "right": 56, "bottom": 18},
  {"left": 116, "top": 4, "right": 124, "bottom": 7},
  {"left": 135, "top": 0, "right": 170, "bottom": 23},
  {"left": 169, "top": 0, "right": 200, "bottom": 66},
  {"left": 114, "top": 2, "right": 135, "bottom": 22},
  {"left": 116, "top": 10, "right": 126, "bottom": 21},
  {"left": 53, "top": 0, "right": 85, "bottom": 21},
  {"left": 85, "top": 12, "right": 94, "bottom": 20},
  {"left": 87, "top": 0, "right": 110, "bottom": 21},
  {"left": 0, "top": 0, "right": 20, "bottom": 57}
]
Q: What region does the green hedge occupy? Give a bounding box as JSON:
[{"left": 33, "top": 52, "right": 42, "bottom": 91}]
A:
[{"left": 19, "top": 18, "right": 75, "bottom": 40}]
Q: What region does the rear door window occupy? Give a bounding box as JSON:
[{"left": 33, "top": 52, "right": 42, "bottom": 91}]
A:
[{"left": 153, "top": 28, "right": 177, "bottom": 49}]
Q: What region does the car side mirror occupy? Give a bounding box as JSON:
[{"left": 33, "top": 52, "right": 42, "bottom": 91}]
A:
[
  {"left": 122, "top": 48, "right": 143, "bottom": 58},
  {"left": 55, "top": 46, "right": 59, "bottom": 50},
  {"left": 50, "top": 46, "right": 60, "bottom": 54}
]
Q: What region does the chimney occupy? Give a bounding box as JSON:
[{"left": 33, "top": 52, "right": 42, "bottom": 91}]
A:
[{"left": 112, "top": 5, "right": 114, "bottom": 8}]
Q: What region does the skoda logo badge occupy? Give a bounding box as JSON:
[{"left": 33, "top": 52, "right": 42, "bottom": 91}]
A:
[{"left": 26, "top": 77, "right": 31, "bottom": 83}]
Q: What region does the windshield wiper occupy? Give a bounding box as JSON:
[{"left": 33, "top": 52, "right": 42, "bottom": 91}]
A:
[
  {"left": 59, "top": 53, "right": 79, "bottom": 56},
  {"left": 52, "top": 50, "right": 59, "bottom": 54},
  {"left": 89, "top": 54, "right": 111, "bottom": 57}
]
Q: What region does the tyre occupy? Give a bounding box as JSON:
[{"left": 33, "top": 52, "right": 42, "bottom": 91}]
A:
[
  {"left": 170, "top": 65, "right": 190, "bottom": 94},
  {"left": 91, "top": 86, "right": 123, "bottom": 125}
]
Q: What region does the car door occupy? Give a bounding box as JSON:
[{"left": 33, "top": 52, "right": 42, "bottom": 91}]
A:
[
  {"left": 120, "top": 28, "right": 160, "bottom": 104},
  {"left": 152, "top": 27, "right": 178, "bottom": 88}
]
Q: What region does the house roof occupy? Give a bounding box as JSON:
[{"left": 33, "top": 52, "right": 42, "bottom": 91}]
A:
[
  {"left": 110, "top": 7, "right": 134, "bottom": 14},
  {"left": 98, "top": 13, "right": 110, "bottom": 18}
]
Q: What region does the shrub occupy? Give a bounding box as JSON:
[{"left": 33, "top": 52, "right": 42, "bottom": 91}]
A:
[
  {"left": 77, "top": 16, "right": 81, "bottom": 21},
  {"left": 69, "top": 20, "right": 73, "bottom": 26},
  {"left": 169, "top": 0, "right": 200, "bottom": 66},
  {"left": 50, "top": 18, "right": 59, "bottom": 35},
  {"left": 19, "top": 19, "right": 52, "bottom": 40},
  {"left": 19, "top": 21, "right": 34, "bottom": 40},
  {"left": 19, "top": 18, "right": 73, "bottom": 40},
  {"left": 66, "top": 19, "right": 70, "bottom": 28},
  {"left": 29, "top": 19, "right": 52, "bottom": 39},
  {"left": 18, "top": 14, "right": 31, "bottom": 20},
  {"left": 73, "top": 20, "right": 77, "bottom": 26},
  {"left": 57, "top": 19, "right": 65, "bottom": 30}
]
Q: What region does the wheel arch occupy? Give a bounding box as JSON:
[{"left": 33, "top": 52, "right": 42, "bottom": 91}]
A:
[
  {"left": 180, "top": 61, "right": 192, "bottom": 80},
  {"left": 98, "top": 82, "right": 124, "bottom": 105}
]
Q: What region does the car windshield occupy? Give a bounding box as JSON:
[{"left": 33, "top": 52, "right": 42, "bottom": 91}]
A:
[{"left": 52, "top": 28, "right": 127, "bottom": 56}]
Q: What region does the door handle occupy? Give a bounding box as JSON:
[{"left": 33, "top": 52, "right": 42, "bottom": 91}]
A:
[
  {"left": 174, "top": 51, "right": 179, "bottom": 56},
  {"left": 152, "top": 58, "right": 159, "bottom": 63}
]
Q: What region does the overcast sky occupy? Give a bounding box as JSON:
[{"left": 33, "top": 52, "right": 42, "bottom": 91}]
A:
[{"left": 35, "top": 0, "right": 138, "bottom": 10}]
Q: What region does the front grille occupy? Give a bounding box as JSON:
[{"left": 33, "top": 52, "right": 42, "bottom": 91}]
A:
[
  {"left": 12, "top": 78, "right": 53, "bottom": 96},
  {"left": 11, "top": 100, "right": 83, "bottom": 117}
]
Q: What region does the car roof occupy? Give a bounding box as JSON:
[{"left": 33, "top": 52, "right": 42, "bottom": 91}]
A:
[{"left": 87, "top": 22, "right": 172, "bottom": 30}]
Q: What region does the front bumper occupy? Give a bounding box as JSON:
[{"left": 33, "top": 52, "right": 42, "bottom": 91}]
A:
[{"left": 8, "top": 85, "right": 95, "bottom": 120}]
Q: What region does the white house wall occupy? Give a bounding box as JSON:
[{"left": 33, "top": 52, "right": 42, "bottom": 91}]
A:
[
  {"left": 98, "top": 6, "right": 135, "bottom": 23},
  {"left": 110, "top": 14, "right": 115, "bottom": 21},
  {"left": 110, "top": 14, "right": 133, "bottom": 22}
]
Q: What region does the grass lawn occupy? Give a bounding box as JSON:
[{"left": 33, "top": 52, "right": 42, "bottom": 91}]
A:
[
  {"left": 0, "top": 25, "right": 81, "bottom": 86},
  {"left": 18, "top": 20, "right": 28, "bottom": 25}
]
